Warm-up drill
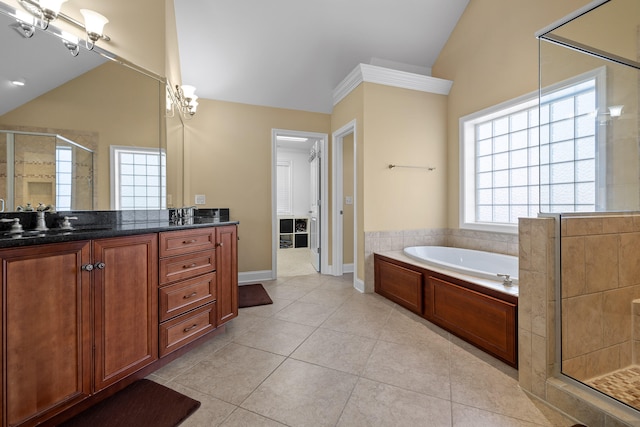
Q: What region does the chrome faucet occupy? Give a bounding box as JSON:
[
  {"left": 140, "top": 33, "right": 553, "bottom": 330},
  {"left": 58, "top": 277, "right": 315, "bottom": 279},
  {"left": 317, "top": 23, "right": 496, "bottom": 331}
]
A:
[
  {"left": 35, "top": 203, "right": 55, "bottom": 231},
  {"left": 497, "top": 273, "right": 513, "bottom": 287}
]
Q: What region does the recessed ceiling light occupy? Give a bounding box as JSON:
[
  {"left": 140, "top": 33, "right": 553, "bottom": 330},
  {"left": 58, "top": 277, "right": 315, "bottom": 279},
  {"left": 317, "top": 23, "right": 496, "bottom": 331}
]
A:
[{"left": 11, "top": 79, "right": 26, "bottom": 87}]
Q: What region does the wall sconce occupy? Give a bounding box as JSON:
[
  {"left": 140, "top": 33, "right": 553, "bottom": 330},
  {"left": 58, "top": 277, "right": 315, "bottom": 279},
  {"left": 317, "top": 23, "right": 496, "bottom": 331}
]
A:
[
  {"left": 170, "top": 84, "right": 199, "bottom": 119},
  {"left": 17, "top": 0, "right": 110, "bottom": 52}
]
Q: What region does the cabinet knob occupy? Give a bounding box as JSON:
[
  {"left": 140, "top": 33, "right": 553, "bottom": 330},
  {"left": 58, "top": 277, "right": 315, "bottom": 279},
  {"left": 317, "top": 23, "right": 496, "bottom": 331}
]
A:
[
  {"left": 81, "top": 263, "right": 94, "bottom": 271},
  {"left": 94, "top": 262, "right": 106, "bottom": 270},
  {"left": 216, "top": 242, "right": 223, "bottom": 247}
]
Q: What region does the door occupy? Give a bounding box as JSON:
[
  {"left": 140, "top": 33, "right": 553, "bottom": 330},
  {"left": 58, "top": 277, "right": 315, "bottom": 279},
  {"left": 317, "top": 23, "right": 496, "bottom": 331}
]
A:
[
  {"left": 309, "top": 140, "right": 320, "bottom": 271},
  {"left": 216, "top": 225, "right": 238, "bottom": 324},
  {"left": 1, "top": 241, "right": 92, "bottom": 427},
  {"left": 93, "top": 234, "right": 158, "bottom": 391}
]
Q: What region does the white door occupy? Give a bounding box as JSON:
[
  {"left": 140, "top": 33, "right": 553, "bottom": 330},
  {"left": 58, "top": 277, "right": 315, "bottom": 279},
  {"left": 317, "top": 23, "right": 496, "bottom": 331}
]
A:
[{"left": 309, "top": 141, "right": 320, "bottom": 271}]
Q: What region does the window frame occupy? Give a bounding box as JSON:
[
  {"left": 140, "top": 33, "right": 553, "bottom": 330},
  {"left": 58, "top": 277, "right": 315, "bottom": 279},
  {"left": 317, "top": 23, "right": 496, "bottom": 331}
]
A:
[
  {"left": 459, "top": 67, "right": 606, "bottom": 234},
  {"left": 110, "top": 145, "right": 167, "bottom": 210}
]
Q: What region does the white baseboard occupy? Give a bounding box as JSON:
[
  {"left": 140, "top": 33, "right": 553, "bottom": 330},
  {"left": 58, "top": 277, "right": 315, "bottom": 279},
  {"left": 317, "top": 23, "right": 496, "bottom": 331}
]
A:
[
  {"left": 354, "top": 277, "right": 365, "bottom": 293},
  {"left": 238, "top": 270, "right": 273, "bottom": 284},
  {"left": 343, "top": 263, "right": 354, "bottom": 273}
]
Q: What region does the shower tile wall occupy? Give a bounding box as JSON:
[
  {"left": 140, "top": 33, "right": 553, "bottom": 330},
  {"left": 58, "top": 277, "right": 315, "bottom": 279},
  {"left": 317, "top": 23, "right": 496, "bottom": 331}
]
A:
[{"left": 561, "top": 215, "right": 640, "bottom": 381}]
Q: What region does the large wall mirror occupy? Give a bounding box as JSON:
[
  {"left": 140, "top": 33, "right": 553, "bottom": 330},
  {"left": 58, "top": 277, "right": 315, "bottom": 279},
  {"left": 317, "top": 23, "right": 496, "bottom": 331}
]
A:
[{"left": 0, "top": 1, "right": 183, "bottom": 212}]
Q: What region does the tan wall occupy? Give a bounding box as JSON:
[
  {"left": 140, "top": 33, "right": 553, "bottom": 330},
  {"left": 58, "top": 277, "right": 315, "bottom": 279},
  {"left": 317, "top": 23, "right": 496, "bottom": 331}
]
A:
[
  {"left": 183, "top": 99, "right": 330, "bottom": 273},
  {"left": 432, "top": 0, "right": 592, "bottom": 229},
  {"left": 362, "top": 83, "right": 448, "bottom": 232}
]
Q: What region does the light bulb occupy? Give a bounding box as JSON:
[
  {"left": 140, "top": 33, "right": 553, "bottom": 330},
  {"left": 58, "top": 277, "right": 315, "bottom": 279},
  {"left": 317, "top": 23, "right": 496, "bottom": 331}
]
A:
[
  {"left": 181, "top": 85, "right": 196, "bottom": 100},
  {"left": 80, "top": 9, "right": 108, "bottom": 42},
  {"left": 39, "top": 0, "right": 67, "bottom": 20}
]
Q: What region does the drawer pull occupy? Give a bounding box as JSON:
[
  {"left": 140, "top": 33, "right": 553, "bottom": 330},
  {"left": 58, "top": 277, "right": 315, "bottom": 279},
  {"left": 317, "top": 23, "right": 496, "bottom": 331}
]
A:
[
  {"left": 81, "top": 263, "right": 94, "bottom": 271},
  {"left": 183, "top": 263, "right": 197, "bottom": 269},
  {"left": 216, "top": 242, "right": 224, "bottom": 247},
  {"left": 183, "top": 292, "right": 198, "bottom": 299},
  {"left": 183, "top": 324, "right": 198, "bottom": 333},
  {"left": 182, "top": 239, "right": 197, "bottom": 244}
]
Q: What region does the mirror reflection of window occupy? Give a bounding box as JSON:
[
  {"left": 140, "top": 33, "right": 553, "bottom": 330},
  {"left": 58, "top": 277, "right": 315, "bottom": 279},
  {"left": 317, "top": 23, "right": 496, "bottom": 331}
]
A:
[
  {"left": 56, "top": 146, "right": 73, "bottom": 211},
  {"left": 110, "top": 146, "right": 166, "bottom": 210}
]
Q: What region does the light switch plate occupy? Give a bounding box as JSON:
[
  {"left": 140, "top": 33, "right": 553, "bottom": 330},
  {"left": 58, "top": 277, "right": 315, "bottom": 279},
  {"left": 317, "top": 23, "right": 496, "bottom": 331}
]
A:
[
  {"left": 345, "top": 196, "right": 353, "bottom": 205},
  {"left": 195, "top": 194, "right": 206, "bottom": 205}
]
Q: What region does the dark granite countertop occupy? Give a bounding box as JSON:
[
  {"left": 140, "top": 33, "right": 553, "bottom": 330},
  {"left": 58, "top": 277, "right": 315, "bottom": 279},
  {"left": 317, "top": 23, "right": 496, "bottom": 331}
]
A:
[{"left": 0, "top": 209, "right": 238, "bottom": 249}]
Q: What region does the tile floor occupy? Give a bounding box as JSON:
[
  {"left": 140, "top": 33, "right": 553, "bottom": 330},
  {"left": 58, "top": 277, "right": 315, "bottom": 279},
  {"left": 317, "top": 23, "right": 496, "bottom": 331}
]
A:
[{"left": 149, "top": 273, "right": 581, "bottom": 426}]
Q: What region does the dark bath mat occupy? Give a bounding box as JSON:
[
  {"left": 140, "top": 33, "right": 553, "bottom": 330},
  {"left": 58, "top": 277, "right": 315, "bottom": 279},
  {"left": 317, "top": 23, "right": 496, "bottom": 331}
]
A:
[
  {"left": 239, "top": 283, "right": 273, "bottom": 308},
  {"left": 58, "top": 379, "right": 200, "bottom": 427}
]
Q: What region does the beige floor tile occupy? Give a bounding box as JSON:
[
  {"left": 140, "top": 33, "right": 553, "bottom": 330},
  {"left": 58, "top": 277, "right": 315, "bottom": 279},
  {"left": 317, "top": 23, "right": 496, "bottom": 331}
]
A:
[
  {"left": 291, "top": 328, "right": 377, "bottom": 375},
  {"left": 262, "top": 283, "right": 316, "bottom": 301},
  {"left": 452, "top": 403, "right": 550, "bottom": 427},
  {"left": 165, "top": 382, "right": 237, "bottom": 427},
  {"left": 238, "top": 297, "right": 293, "bottom": 318},
  {"left": 362, "top": 339, "right": 451, "bottom": 400},
  {"left": 298, "top": 286, "right": 357, "bottom": 308},
  {"left": 273, "top": 300, "right": 337, "bottom": 326},
  {"left": 378, "top": 306, "right": 450, "bottom": 346},
  {"left": 232, "top": 317, "right": 316, "bottom": 355},
  {"left": 220, "top": 408, "right": 287, "bottom": 427},
  {"left": 449, "top": 344, "right": 565, "bottom": 425},
  {"left": 241, "top": 358, "right": 358, "bottom": 427},
  {"left": 321, "top": 296, "right": 394, "bottom": 339},
  {"left": 173, "top": 343, "right": 285, "bottom": 405},
  {"left": 337, "top": 378, "right": 452, "bottom": 427}
]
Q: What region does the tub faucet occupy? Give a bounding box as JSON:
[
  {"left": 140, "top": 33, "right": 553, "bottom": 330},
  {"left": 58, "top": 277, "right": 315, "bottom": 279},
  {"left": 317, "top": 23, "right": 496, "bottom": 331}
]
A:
[{"left": 497, "top": 273, "right": 513, "bottom": 287}]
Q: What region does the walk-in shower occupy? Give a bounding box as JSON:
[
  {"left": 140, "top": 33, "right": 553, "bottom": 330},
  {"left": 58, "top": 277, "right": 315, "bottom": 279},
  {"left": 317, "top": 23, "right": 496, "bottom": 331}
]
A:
[
  {"left": 0, "top": 130, "right": 94, "bottom": 212},
  {"left": 538, "top": 0, "right": 640, "bottom": 412}
]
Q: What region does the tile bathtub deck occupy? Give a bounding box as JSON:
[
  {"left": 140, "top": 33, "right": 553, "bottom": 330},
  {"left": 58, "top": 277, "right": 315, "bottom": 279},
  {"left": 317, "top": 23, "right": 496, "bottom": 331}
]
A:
[{"left": 149, "top": 273, "right": 580, "bottom": 427}]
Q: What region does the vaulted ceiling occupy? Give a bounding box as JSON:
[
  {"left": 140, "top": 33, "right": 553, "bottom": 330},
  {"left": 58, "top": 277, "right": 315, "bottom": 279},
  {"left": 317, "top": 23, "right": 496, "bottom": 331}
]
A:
[{"left": 174, "top": 0, "right": 469, "bottom": 114}]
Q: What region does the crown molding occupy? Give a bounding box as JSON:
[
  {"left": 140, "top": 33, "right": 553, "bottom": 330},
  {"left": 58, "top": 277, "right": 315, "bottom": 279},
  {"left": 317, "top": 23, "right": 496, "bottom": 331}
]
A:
[{"left": 332, "top": 63, "right": 453, "bottom": 106}]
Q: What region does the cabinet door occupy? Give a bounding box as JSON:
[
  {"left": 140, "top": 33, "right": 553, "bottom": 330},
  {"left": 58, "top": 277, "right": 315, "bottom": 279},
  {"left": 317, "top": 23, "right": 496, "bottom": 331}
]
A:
[
  {"left": 216, "top": 225, "right": 238, "bottom": 325},
  {"left": 92, "top": 234, "right": 158, "bottom": 392},
  {"left": 1, "top": 241, "right": 92, "bottom": 427}
]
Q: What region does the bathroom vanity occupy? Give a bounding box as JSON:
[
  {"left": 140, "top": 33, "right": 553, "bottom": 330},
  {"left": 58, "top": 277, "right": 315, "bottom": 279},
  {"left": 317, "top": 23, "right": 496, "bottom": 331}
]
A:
[{"left": 0, "top": 213, "right": 238, "bottom": 427}]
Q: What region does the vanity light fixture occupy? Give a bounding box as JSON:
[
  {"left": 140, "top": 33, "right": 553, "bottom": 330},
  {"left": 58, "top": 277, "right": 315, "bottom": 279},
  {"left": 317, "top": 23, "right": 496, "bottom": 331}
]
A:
[
  {"left": 172, "top": 84, "right": 199, "bottom": 118},
  {"left": 79, "top": 9, "right": 108, "bottom": 50},
  {"left": 17, "top": 0, "right": 111, "bottom": 51},
  {"left": 608, "top": 105, "right": 623, "bottom": 118}
]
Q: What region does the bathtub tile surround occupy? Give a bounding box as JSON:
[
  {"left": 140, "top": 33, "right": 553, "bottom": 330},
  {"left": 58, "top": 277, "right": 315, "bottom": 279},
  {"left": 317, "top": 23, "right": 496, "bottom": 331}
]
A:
[
  {"left": 519, "top": 215, "right": 640, "bottom": 427},
  {"left": 364, "top": 228, "right": 518, "bottom": 291}
]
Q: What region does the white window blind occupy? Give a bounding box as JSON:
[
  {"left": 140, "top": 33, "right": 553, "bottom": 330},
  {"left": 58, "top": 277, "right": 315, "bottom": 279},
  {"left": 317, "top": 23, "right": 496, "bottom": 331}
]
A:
[{"left": 277, "top": 161, "right": 292, "bottom": 215}]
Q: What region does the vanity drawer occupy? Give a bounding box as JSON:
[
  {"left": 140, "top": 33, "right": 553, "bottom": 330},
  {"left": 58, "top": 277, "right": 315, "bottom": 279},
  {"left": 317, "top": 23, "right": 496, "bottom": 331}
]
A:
[
  {"left": 159, "top": 302, "right": 217, "bottom": 357},
  {"left": 159, "top": 250, "right": 215, "bottom": 285},
  {"left": 159, "top": 272, "right": 216, "bottom": 322},
  {"left": 159, "top": 228, "right": 216, "bottom": 258}
]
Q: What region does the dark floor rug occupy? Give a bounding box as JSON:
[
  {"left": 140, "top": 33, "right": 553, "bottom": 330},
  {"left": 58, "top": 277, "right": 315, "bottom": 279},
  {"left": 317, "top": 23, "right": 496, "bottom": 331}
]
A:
[
  {"left": 239, "top": 283, "right": 273, "bottom": 308},
  {"left": 58, "top": 379, "right": 200, "bottom": 427}
]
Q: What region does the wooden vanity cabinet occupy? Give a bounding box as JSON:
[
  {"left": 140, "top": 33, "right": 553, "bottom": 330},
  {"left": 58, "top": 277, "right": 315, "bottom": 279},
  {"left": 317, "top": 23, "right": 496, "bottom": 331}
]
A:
[
  {"left": 215, "top": 225, "right": 238, "bottom": 325},
  {"left": 92, "top": 234, "right": 158, "bottom": 391},
  {"left": 0, "top": 241, "right": 92, "bottom": 427},
  {"left": 158, "top": 228, "right": 218, "bottom": 356},
  {"left": 0, "top": 233, "right": 158, "bottom": 427}
]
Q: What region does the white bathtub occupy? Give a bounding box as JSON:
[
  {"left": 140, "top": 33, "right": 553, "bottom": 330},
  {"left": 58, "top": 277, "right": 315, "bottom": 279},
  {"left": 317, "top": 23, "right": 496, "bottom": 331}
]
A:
[{"left": 403, "top": 246, "right": 519, "bottom": 286}]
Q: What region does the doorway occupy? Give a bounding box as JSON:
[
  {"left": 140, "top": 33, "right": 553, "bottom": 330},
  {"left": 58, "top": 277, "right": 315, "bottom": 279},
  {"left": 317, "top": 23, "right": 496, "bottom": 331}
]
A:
[
  {"left": 332, "top": 120, "right": 359, "bottom": 290},
  {"left": 271, "top": 129, "right": 328, "bottom": 279}
]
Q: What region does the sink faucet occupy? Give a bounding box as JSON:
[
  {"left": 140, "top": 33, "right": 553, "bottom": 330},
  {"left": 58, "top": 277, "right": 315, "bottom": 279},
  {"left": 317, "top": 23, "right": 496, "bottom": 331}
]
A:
[{"left": 35, "top": 203, "right": 55, "bottom": 231}]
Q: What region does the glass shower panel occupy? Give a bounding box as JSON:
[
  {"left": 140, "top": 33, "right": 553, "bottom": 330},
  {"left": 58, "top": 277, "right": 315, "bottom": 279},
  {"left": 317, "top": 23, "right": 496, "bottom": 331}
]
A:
[{"left": 539, "top": 0, "right": 640, "bottom": 412}]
